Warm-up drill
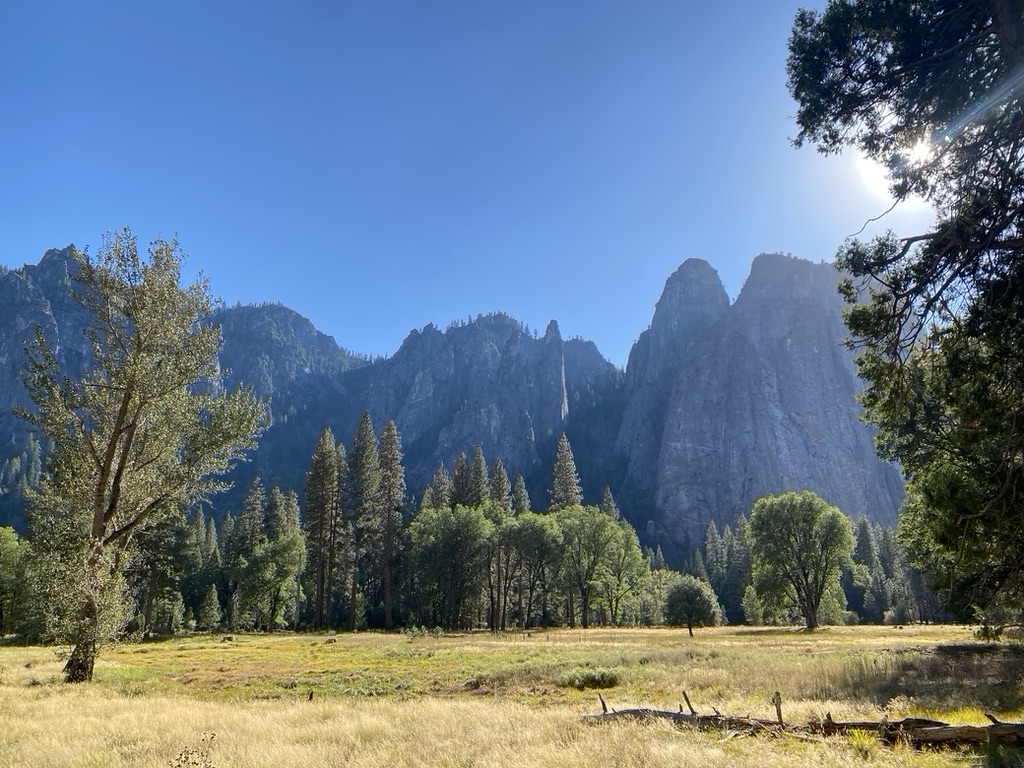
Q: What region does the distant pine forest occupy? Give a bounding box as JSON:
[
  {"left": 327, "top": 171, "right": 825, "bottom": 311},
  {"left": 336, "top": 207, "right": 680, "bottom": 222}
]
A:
[{"left": 0, "top": 412, "right": 938, "bottom": 641}]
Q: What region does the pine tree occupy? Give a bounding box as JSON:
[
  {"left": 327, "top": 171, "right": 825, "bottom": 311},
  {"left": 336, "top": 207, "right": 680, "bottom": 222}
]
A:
[
  {"left": 303, "top": 427, "right": 340, "bottom": 629},
  {"left": 226, "top": 479, "right": 268, "bottom": 628},
  {"left": 333, "top": 441, "right": 351, "bottom": 626},
  {"left": 130, "top": 510, "right": 190, "bottom": 636},
  {"left": 467, "top": 445, "right": 489, "bottom": 508},
  {"left": 347, "top": 411, "right": 381, "bottom": 630},
  {"left": 703, "top": 522, "right": 726, "bottom": 590},
  {"left": 511, "top": 474, "right": 531, "bottom": 515},
  {"left": 198, "top": 583, "right": 222, "bottom": 631},
  {"left": 202, "top": 517, "right": 220, "bottom": 572},
  {"left": 599, "top": 486, "right": 620, "bottom": 520},
  {"left": 179, "top": 510, "right": 207, "bottom": 619},
  {"left": 262, "top": 487, "right": 305, "bottom": 630},
  {"left": 549, "top": 433, "right": 582, "bottom": 510},
  {"left": 652, "top": 545, "right": 667, "bottom": 571},
  {"left": 425, "top": 463, "right": 453, "bottom": 509},
  {"left": 377, "top": 419, "right": 406, "bottom": 629},
  {"left": 489, "top": 458, "right": 512, "bottom": 517},
  {"left": 451, "top": 451, "right": 471, "bottom": 507}
]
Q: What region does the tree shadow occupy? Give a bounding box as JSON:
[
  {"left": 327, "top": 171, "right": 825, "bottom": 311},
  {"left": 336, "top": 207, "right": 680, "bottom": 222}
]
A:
[{"left": 840, "top": 643, "right": 1024, "bottom": 713}]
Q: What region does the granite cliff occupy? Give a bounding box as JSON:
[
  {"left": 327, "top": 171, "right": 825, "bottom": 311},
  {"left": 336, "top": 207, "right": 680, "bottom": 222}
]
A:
[
  {"left": 0, "top": 247, "right": 902, "bottom": 555},
  {"left": 616, "top": 253, "right": 904, "bottom": 545}
]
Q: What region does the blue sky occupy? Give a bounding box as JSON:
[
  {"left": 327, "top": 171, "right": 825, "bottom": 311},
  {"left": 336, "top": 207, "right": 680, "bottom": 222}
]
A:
[{"left": 0, "top": 1, "right": 932, "bottom": 366}]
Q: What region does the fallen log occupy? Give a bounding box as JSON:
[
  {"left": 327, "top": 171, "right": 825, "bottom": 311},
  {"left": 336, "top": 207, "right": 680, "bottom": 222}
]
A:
[
  {"left": 809, "top": 711, "right": 1024, "bottom": 745},
  {"left": 583, "top": 691, "right": 1024, "bottom": 747}
]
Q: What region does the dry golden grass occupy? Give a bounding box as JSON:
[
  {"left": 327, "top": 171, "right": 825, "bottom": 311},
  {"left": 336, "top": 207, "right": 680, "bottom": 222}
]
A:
[{"left": 0, "top": 624, "right": 1019, "bottom": 767}]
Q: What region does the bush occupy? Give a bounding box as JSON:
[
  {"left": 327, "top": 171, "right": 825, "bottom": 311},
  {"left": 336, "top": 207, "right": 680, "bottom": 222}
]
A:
[{"left": 554, "top": 667, "right": 619, "bottom": 690}]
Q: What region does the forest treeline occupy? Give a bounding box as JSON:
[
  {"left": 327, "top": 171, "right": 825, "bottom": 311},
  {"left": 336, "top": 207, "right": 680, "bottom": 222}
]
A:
[{"left": 0, "top": 417, "right": 934, "bottom": 640}]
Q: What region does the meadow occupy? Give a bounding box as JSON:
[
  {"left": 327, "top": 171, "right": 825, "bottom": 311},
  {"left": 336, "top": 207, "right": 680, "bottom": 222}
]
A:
[{"left": 1, "top": 625, "right": 1021, "bottom": 767}]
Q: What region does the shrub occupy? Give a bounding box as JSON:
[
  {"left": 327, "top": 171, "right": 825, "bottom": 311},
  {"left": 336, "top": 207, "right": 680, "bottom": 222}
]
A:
[{"left": 555, "top": 667, "right": 619, "bottom": 690}]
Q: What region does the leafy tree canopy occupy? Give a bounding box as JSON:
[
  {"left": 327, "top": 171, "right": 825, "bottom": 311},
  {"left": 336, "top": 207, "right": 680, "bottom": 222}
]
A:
[
  {"left": 20, "top": 229, "right": 267, "bottom": 680},
  {"left": 788, "top": 0, "right": 1024, "bottom": 612},
  {"left": 664, "top": 574, "right": 719, "bottom": 636},
  {"left": 748, "top": 490, "right": 853, "bottom": 630}
]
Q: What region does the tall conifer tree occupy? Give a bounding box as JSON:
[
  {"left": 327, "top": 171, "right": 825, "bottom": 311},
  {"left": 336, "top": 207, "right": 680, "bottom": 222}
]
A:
[
  {"left": 347, "top": 411, "right": 381, "bottom": 630},
  {"left": 425, "top": 463, "right": 454, "bottom": 510},
  {"left": 451, "top": 451, "right": 471, "bottom": 507},
  {"left": 599, "top": 485, "right": 620, "bottom": 520},
  {"left": 302, "top": 427, "right": 340, "bottom": 629},
  {"left": 489, "top": 458, "right": 512, "bottom": 517},
  {"left": 512, "top": 474, "right": 531, "bottom": 515},
  {"left": 377, "top": 419, "right": 405, "bottom": 629},
  {"left": 549, "top": 433, "right": 582, "bottom": 510},
  {"left": 467, "top": 445, "right": 489, "bottom": 508}
]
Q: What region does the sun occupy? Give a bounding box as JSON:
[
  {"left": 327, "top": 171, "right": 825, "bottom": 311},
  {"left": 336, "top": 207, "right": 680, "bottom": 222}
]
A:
[
  {"left": 855, "top": 151, "right": 894, "bottom": 202},
  {"left": 906, "top": 138, "right": 933, "bottom": 165},
  {"left": 855, "top": 139, "right": 933, "bottom": 203}
]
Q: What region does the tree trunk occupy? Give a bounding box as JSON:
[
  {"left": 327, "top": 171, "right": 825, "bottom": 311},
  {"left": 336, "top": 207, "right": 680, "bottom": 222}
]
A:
[
  {"left": 348, "top": 561, "right": 358, "bottom": 631},
  {"left": 268, "top": 589, "right": 279, "bottom": 633},
  {"left": 142, "top": 568, "right": 156, "bottom": 635},
  {"left": 383, "top": 556, "right": 393, "bottom": 630},
  {"left": 64, "top": 592, "right": 99, "bottom": 683},
  {"left": 64, "top": 639, "right": 96, "bottom": 683},
  {"left": 65, "top": 556, "right": 102, "bottom": 683}
]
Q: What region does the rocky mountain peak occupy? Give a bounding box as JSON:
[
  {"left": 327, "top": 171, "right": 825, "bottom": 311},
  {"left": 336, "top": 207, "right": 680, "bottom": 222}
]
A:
[
  {"left": 615, "top": 258, "right": 730, "bottom": 490},
  {"left": 651, "top": 258, "right": 730, "bottom": 337},
  {"left": 32, "top": 245, "right": 77, "bottom": 276},
  {"left": 645, "top": 254, "right": 903, "bottom": 544}
]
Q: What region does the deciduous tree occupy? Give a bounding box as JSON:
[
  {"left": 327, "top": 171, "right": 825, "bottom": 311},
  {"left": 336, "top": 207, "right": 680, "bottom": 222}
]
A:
[
  {"left": 19, "top": 229, "right": 266, "bottom": 681},
  {"left": 555, "top": 504, "right": 618, "bottom": 628},
  {"left": 665, "top": 574, "right": 719, "bottom": 636},
  {"left": 408, "top": 504, "right": 492, "bottom": 630},
  {"left": 748, "top": 490, "right": 853, "bottom": 630}
]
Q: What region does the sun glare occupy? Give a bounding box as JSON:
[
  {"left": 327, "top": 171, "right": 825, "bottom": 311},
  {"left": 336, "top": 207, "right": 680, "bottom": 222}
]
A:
[
  {"left": 906, "top": 138, "right": 932, "bottom": 165},
  {"left": 855, "top": 139, "right": 934, "bottom": 204},
  {"left": 855, "top": 152, "right": 894, "bottom": 201}
]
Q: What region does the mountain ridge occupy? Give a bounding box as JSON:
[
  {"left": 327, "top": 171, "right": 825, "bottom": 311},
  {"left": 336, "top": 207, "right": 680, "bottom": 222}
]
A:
[{"left": 0, "top": 247, "right": 903, "bottom": 559}]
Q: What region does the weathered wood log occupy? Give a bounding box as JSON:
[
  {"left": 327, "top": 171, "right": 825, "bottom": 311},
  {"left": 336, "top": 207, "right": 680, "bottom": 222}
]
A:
[
  {"left": 585, "top": 696, "right": 1024, "bottom": 747},
  {"left": 582, "top": 706, "right": 782, "bottom": 735}
]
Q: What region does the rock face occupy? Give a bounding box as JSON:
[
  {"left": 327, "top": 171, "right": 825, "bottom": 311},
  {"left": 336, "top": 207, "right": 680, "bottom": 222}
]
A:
[
  {"left": 0, "top": 247, "right": 94, "bottom": 525},
  {"left": 616, "top": 259, "right": 730, "bottom": 492},
  {"left": 344, "top": 314, "right": 621, "bottom": 496},
  {"left": 617, "top": 253, "right": 904, "bottom": 544},
  {"left": 0, "top": 247, "right": 902, "bottom": 548}
]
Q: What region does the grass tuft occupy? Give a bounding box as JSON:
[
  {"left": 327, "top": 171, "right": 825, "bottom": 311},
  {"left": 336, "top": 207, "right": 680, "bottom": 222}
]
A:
[
  {"left": 555, "top": 667, "right": 619, "bottom": 690},
  {"left": 846, "top": 728, "right": 881, "bottom": 760}
]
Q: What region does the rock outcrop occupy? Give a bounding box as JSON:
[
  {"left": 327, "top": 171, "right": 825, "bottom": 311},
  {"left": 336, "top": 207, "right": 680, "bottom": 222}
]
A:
[
  {"left": 615, "top": 259, "right": 730, "bottom": 492},
  {"left": 617, "top": 253, "right": 904, "bottom": 544}
]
